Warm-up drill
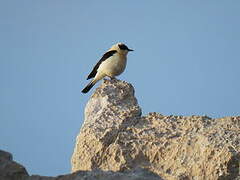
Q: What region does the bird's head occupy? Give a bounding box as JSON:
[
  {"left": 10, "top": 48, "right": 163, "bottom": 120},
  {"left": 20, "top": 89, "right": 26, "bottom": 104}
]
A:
[{"left": 110, "top": 43, "right": 134, "bottom": 55}]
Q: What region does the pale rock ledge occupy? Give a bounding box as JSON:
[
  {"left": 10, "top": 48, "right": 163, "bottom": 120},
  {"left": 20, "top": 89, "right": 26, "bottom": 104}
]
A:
[
  {"left": 71, "top": 79, "right": 240, "bottom": 180},
  {"left": 1, "top": 80, "right": 239, "bottom": 180}
]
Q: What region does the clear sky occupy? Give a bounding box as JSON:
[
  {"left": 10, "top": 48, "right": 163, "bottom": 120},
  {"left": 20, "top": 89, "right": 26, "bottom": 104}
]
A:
[{"left": 0, "top": 0, "right": 239, "bottom": 177}]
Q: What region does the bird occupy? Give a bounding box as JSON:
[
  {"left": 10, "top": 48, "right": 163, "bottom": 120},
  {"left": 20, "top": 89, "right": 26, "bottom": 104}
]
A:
[{"left": 81, "top": 42, "right": 133, "bottom": 93}]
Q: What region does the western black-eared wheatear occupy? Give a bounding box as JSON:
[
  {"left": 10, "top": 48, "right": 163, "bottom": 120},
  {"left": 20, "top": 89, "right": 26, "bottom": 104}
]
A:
[{"left": 81, "top": 43, "right": 133, "bottom": 93}]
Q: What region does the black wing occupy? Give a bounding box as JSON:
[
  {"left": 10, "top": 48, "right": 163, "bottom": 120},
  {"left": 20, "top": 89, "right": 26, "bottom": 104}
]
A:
[{"left": 87, "top": 50, "right": 117, "bottom": 80}]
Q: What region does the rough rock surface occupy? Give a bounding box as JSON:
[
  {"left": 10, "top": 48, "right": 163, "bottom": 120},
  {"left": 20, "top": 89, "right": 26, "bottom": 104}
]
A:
[
  {"left": 72, "top": 79, "right": 240, "bottom": 180},
  {"left": 0, "top": 150, "right": 29, "bottom": 180},
  {"left": 25, "top": 169, "right": 161, "bottom": 180},
  {"left": 0, "top": 150, "right": 162, "bottom": 180}
]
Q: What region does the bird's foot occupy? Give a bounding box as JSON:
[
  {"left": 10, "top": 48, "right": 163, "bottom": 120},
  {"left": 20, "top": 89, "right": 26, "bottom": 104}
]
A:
[{"left": 110, "top": 77, "right": 116, "bottom": 80}]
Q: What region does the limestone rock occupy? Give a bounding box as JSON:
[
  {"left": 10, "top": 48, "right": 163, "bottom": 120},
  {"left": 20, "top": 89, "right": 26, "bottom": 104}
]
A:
[
  {"left": 71, "top": 79, "right": 240, "bottom": 180},
  {"left": 72, "top": 79, "right": 142, "bottom": 171},
  {"left": 0, "top": 149, "right": 161, "bottom": 180}
]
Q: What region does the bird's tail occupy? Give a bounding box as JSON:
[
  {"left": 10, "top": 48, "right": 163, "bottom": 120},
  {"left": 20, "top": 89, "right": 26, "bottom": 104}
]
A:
[{"left": 81, "top": 81, "right": 95, "bottom": 93}]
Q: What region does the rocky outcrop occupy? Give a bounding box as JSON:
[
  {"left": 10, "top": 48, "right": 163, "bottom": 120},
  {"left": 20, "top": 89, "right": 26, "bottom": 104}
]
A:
[
  {"left": 0, "top": 150, "right": 162, "bottom": 180},
  {"left": 71, "top": 79, "right": 240, "bottom": 180},
  {"left": 0, "top": 150, "right": 28, "bottom": 180},
  {"left": 1, "top": 80, "right": 239, "bottom": 180}
]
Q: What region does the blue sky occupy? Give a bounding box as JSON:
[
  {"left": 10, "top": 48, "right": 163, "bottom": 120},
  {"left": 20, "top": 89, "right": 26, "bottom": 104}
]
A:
[{"left": 0, "top": 0, "right": 239, "bottom": 176}]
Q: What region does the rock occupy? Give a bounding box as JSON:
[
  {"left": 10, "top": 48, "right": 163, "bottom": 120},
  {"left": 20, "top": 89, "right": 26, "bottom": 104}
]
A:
[
  {"left": 71, "top": 79, "right": 240, "bottom": 180},
  {"left": 52, "top": 169, "right": 162, "bottom": 180},
  {"left": 0, "top": 149, "right": 161, "bottom": 180},
  {"left": 72, "top": 79, "right": 142, "bottom": 171},
  {"left": 1, "top": 80, "right": 239, "bottom": 180},
  {"left": 0, "top": 150, "right": 29, "bottom": 180}
]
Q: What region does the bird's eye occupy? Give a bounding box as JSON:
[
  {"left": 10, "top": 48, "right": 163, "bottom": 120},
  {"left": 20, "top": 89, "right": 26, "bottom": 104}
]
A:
[{"left": 118, "top": 44, "right": 128, "bottom": 50}]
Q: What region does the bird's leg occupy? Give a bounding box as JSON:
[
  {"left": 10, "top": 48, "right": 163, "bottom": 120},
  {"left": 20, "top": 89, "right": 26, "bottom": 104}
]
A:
[{"left": 106, "top": 75, "right": 116, "bottom": 80}]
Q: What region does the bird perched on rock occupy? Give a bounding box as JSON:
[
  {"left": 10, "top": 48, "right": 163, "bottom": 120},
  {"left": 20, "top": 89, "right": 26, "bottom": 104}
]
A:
[{"left": 81, "top": 43, "right": 133, "bottom": 93}]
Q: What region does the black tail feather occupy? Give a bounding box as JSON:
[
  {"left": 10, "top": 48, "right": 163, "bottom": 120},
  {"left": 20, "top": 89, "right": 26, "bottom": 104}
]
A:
[{"left": 81, "top": 81, "right": 94, "bottom": 93}]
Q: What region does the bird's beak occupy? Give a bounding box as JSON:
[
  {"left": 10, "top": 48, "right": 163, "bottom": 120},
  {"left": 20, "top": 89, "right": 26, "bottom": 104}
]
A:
[{"left": 128, "top": 49, "right": 134, "bottom": 51}]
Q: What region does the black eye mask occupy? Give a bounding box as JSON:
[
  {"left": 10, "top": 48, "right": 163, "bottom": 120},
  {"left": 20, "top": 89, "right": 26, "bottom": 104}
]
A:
[{"left": 118, "top": 44, "right": 129, "bottom": 50}]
